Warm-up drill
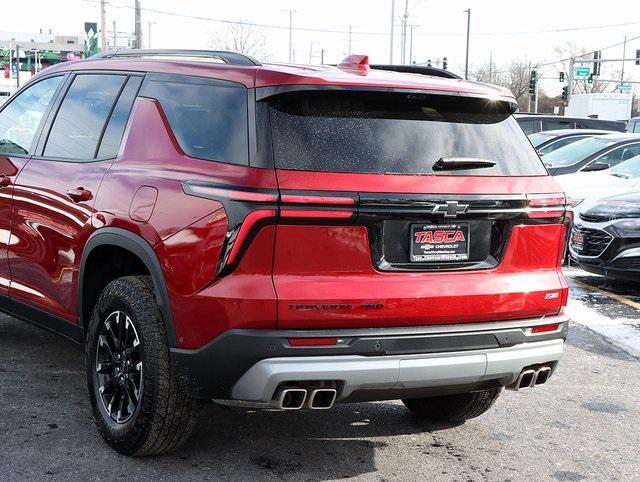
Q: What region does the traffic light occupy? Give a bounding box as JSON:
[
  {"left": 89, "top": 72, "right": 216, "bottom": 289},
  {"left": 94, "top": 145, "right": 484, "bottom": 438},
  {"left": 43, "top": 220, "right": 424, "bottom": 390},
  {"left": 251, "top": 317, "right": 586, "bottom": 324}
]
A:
[
  {"left": 636, "top": 49, "right": 640, "bottom": 66},
  {"left": 442, "top": 57, "right": 448, "bottom": 70},
  {"left": 562, "top": 86, "right": 568, "bottom": 102},
  {"left": 559, "top": 72, "right": 565, "bottom": 82},
  {"left": 592, "top": 51, "right": 601, "bottom": 76},
  {"left": 529, "top": 70, "right": 537, "bottom": 96},
  {"left": 427, "top": 59, "right": 432, "bottom": 67}
]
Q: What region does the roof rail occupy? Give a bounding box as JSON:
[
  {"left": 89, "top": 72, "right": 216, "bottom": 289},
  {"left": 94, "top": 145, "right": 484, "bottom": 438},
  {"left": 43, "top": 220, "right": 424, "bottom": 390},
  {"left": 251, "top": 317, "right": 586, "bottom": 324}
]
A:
[
  {"left": 369, "top": 64, "right": 461, "bottom": 80},
  {"left": 89, "top": 49, "right": 261, "bottom": 67}
]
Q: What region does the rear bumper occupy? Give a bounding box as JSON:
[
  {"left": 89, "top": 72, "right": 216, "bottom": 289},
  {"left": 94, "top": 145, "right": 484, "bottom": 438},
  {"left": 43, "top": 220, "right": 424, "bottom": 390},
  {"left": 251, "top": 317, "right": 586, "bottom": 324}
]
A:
[{"left": 171, "top": 315, "right": 568, "bottom": 401}]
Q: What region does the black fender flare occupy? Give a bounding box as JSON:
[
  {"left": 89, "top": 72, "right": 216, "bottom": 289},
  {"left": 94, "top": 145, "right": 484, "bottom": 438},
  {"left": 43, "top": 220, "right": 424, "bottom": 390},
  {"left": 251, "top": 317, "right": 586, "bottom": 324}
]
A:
[{"left": 78, "top": 227, "right": 177, "bottom": 346}]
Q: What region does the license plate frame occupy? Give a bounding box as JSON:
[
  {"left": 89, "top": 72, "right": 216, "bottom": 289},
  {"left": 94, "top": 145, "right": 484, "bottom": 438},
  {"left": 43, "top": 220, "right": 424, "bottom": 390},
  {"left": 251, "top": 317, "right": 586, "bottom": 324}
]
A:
[{"left": 410, "top": 223, "right": 470, "bottom": 262}]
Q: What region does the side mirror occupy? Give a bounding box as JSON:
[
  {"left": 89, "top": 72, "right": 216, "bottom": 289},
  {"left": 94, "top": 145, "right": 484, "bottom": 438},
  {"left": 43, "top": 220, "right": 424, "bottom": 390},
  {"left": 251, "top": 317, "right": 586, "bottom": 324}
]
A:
[{"left": 582, "top": 161, "right": 610, "bottom": 172}]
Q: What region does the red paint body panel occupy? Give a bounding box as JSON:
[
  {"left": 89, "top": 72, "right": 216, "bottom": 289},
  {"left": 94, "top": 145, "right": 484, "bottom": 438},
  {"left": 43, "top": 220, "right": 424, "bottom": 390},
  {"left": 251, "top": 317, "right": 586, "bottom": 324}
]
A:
[
  {"left": 92, "top": 97, "right": 279, "bottom": 348},
  {"left": 9, "top": 158, "right": 111, "bottom": 321},
  {"left": 0, "top": 156, "right": 29, "bottom": 294},
  {"left": 273, "top": 225, "right": 566, "bottom": 329},
  {"left": 8, "top": 58, "right": 569, "bottom": 352}
]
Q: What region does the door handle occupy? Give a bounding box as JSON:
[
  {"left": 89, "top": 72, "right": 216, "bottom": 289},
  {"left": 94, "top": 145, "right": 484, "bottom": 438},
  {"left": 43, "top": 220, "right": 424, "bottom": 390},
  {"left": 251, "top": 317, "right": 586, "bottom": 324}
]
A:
[
  {"left": 0, "top": 175, "right": 11, "bottom": 188},
  {"left": 66, "top": 187, "right": 92, "bottom": 202}
]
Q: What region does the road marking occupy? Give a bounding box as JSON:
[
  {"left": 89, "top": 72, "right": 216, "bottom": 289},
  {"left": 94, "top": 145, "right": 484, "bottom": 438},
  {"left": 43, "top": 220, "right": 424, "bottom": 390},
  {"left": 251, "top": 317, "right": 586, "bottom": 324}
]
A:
[{"left": 573, "top": 279, "right": 640, "bottom": 311}]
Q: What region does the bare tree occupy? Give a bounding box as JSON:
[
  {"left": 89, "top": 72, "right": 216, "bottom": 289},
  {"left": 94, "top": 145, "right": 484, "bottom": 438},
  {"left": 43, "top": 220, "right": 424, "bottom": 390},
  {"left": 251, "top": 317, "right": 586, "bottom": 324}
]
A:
[
  {"left": 210, "top": 21, "right": 270, "bottom": 60},
  {"left": 472, "top": 60, "right": 532, "bottom": 111}
]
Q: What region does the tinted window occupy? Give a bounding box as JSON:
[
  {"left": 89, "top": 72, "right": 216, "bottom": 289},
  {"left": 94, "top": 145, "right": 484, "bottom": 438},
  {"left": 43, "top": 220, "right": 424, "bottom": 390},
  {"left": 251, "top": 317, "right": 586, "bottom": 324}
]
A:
[
  {"left": 517, "top": 119, "right": 539, "bottom": 135},
  {"left": 0, "top": 76, "right": 62, "bottom": 155},
  {"left": 44, "top": 74, "right": 126, "bottom": 160},
  {"left": 268, "top": 91, "right": 546, "bottom": 176},
  {"left": 608, "top": 155, "right": 640, "bottom": 178},
  {"left": 141, "top": 75, "right": 248, "bottom": 164},
  {"left": 542, "top": 138, "right": 615, "bottom": 167},
  {"left": 528, "top": 132, "right": 554, "bottom": 147},
  {"left": 593, "top": 143, "right": 640, "bottom": 168},
  {"left": 97, "top": 76, "right": 142, "bottom": 158},
  {"left": 538, "top": 135, "right": 589, "bottom": 155},
  {"left": 541, "top": 119, "right": 574, "bottom": 131}
]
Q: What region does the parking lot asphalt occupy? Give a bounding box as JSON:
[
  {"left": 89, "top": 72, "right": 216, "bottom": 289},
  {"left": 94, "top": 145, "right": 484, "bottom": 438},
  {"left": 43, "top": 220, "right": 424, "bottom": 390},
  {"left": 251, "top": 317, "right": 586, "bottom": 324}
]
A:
[{"left": 2, "top": 268, "right": 640, "bottom": 481}]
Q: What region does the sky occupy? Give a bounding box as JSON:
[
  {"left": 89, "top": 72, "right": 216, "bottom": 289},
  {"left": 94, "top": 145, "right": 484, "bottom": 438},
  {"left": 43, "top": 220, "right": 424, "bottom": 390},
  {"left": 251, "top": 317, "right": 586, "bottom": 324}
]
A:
[{"left": 2, "top": 0, "right": 640, "bottom": 96}]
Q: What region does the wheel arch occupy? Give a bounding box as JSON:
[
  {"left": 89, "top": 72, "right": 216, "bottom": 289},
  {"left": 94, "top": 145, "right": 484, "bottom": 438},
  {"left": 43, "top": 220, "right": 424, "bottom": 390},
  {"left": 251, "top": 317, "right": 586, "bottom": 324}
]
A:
[{"left": 78, "top": 227, "right": 177, "bottom": 346}]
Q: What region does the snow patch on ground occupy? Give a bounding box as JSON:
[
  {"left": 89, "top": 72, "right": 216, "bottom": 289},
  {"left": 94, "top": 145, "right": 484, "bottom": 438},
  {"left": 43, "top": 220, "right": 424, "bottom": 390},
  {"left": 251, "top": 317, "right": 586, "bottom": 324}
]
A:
[{"left": 566, "top": 298, "right": 640, "bottom": 358}]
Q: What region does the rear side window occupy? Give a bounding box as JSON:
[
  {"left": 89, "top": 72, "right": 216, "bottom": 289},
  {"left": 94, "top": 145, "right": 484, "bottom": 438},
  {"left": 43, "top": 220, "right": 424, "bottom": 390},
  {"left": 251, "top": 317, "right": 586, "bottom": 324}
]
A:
[
  {"left": 140, "top": 74, "right": 248, "bottom": 165},
  {"left": 44, "top": 74, "right": 126, "bottom": 159},
  {"left": 0, "top": 76, "right": 62, "bottom": 155},
  {"left": 268, "top": 91, "right": 546, "bottom": 176},
  {"left": 517, "top": 119, "right": 539, "bottom": 135},
  {"left": 541, "top": 119, "right": 574, "bottom": 131},
  {"left": 97, "top": 76, "right": 142, "bottom": 158}
]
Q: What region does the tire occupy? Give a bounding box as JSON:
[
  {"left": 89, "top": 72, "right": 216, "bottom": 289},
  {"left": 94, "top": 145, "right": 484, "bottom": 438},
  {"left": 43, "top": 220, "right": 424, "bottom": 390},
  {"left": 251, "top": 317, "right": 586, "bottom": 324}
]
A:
[
  {"left": 402, "top": 388, "right": 502, "bottom": 423},
  {"left": 85, "top": 275, "right": 197, "bottom": 456}
]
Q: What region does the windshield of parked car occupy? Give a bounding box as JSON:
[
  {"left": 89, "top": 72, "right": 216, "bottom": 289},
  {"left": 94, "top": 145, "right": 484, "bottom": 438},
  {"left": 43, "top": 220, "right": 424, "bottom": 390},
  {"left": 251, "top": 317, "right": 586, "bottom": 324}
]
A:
[
  {"left": 267, "top": 91, "right": 546, "bottom": 176},
  {"left": 528, "top": 132, "right": 555, "bottom": 147},
  {"left": 542, "top": 137, "right": 615, "bottom": 167},
  {"left": 609, "top": 155, "right": 640, "bottom": 179}
]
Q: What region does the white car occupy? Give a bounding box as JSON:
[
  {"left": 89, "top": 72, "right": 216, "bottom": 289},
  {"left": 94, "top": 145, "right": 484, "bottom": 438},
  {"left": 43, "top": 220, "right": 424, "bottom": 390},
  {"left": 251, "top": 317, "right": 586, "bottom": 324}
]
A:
[{"left": 555, "top": 154, "right": 640, "bottom": 217}]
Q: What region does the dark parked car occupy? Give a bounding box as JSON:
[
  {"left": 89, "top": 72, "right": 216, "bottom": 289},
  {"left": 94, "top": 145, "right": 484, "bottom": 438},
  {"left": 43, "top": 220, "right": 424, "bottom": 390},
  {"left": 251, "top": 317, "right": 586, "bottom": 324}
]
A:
[
  {"left": 528, "top": 129, "right": 611, "bottom": 156},
  {"left": 0, "top": 49, "right": 569, "bottom": 455},
  {"left": 570, "top": 191, "right": 640, "bottom": 281},
  {"left": 543, "top": 133, "right": 640, "bottom": 175},
  {"left": 627, "top": 117, "right": 640, "bottom": 133},
  {"left": 515, "top": 113, "right": 625, "bottom": 135}
]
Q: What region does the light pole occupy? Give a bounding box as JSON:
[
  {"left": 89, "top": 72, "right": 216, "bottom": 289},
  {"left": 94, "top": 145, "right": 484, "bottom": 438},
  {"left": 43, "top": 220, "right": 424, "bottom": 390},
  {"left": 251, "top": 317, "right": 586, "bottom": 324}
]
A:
[
  {"left": 464, "top": 8, "right": 471, "bottom": 80},
  {"left": 144, "top": 21, "right": 157, "bottom": 49},
  {"left": 389, "top": 0, "right": 395, "bottom": 63}
]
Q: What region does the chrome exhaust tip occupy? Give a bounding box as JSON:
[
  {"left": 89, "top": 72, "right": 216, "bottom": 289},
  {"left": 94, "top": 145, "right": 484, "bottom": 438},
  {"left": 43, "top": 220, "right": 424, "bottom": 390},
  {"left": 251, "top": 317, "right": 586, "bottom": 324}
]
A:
[
  {"left": 306, "top": 389, "right": 337, "bottom": 410},
  {"left": 507, "top": 369, "right": 536, "bottom": 391},
  {"left": 533, "top": 366, "right": 552, "bottom": 386},
  {"left": 276, "top": 388, "right": 307, "bottom": 410}
]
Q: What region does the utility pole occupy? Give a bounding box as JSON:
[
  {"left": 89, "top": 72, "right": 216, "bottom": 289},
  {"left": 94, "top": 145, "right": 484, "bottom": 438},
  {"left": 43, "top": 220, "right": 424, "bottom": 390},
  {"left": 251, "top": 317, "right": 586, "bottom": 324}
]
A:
[
  {"left": 401, "top": 0, "right": 409, "bottom": 64},
  {"left": 145, "top": 22, "right": 157, "bottom": 48},
  {"left": 389, "top": 0, "right": 395, "bottom": 63},
  {"left": 408, "top": 25, "right": 418, "bottom": 65},
  {"left": 112, "top": 20, "right": 117, "bottom": 49},
  {"left": 464, "top": 8, "right": 471, "bottom": 80},
  {"left": 568, "top": 57, "right": 574, "bottom": 97},
  {"left": 321, "top": 49, "right": 325, "bottom": 65},
  {"left": 621, "top": 35, "right": 627, "bottom": 82},
  {"left": 527, "top": 61, "right": 531, "bottom": 112},
  {"left": 100, "top": 0, "right": 107, "bottom": 52},
  {"left": 286, "top": 10, "right": 294, "bottom": 63},
  {"left": 133, "top": 0, "right": 142, "bottom": 49},
  {"left": 347, "top": 25, "right": 352, "bottom": 55},
  {"left": 15, "top": 44, "right": 20, "bottom": 89}
]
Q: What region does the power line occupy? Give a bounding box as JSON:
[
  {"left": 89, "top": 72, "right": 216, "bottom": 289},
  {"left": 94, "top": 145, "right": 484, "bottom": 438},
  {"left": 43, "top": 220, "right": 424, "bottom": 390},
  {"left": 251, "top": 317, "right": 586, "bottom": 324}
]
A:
[{"left": 81, "top": 1, "right": 640, "bottom": 39}]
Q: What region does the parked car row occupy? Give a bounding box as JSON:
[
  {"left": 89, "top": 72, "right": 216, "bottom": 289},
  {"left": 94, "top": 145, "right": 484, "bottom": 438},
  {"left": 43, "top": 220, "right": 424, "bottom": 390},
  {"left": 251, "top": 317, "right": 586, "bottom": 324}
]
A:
[{"left": 521, "top": 118, "right": 640, "bottom": 282}]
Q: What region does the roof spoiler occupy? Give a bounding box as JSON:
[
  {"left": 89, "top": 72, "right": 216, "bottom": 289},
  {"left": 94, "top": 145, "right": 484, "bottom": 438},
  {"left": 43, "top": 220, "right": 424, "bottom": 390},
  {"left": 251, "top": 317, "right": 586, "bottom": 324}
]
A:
[{"left": 370, "top": 64, "right": 461, "bottom": 80}]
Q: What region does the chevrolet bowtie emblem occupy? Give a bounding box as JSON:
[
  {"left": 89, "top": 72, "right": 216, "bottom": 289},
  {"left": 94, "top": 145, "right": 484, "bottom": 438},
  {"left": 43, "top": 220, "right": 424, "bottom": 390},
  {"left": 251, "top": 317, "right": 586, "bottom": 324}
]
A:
[{"left": 433, "top": 201, "right": 469, "bottom": 218}]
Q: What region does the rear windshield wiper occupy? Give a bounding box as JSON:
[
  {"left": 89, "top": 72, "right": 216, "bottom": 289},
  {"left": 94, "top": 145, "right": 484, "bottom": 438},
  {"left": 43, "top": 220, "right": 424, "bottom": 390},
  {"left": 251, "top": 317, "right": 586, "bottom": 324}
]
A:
[{"left": 433, "top": 157, "right": 496, "bottom": 171}]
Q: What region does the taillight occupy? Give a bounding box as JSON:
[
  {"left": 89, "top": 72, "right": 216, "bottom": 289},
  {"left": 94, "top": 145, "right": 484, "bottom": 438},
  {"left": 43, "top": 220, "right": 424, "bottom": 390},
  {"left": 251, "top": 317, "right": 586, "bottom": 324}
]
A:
[
  {"left": 531, "top": 323, "right": 561, "bottom": 334},
  {"left": 526, "top": 194, "right": 568, "bottom": 221}
]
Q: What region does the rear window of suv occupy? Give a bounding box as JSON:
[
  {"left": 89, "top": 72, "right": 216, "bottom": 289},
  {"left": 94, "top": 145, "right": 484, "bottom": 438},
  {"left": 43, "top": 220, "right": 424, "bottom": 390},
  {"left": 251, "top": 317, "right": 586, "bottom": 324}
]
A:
[{"left": 267, "top": 91, "right": 546, "bottom": 176}]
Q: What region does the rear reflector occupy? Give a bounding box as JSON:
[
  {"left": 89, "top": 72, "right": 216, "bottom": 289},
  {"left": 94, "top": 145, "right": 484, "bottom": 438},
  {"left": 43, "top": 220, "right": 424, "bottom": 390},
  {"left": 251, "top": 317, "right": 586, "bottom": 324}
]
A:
[
  {"left": 531, "top": 323, "right": 560, "bottom": 334},
  {"left": 280, "top": 209, "right": 354, "bottom": 219},
  {"left": 288, "top": 337, "right": 338, "bottom": 346}
]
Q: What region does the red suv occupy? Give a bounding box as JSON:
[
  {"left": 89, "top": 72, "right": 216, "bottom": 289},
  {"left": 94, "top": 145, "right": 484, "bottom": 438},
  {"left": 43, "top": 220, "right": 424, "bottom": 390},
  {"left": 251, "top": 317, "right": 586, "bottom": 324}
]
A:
[{"left": 0, "top": 50, "right": 569, "bottom": 455}]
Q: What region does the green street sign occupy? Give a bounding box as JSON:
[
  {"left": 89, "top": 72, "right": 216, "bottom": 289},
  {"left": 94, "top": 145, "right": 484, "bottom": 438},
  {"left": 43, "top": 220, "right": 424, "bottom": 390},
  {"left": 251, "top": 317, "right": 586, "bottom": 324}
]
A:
[
  {"left": 575, "top": 67, "right": 591, "bottom": 77},
  {"left": 617, "top": 83, "right": 632, "bottom": 93}
]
